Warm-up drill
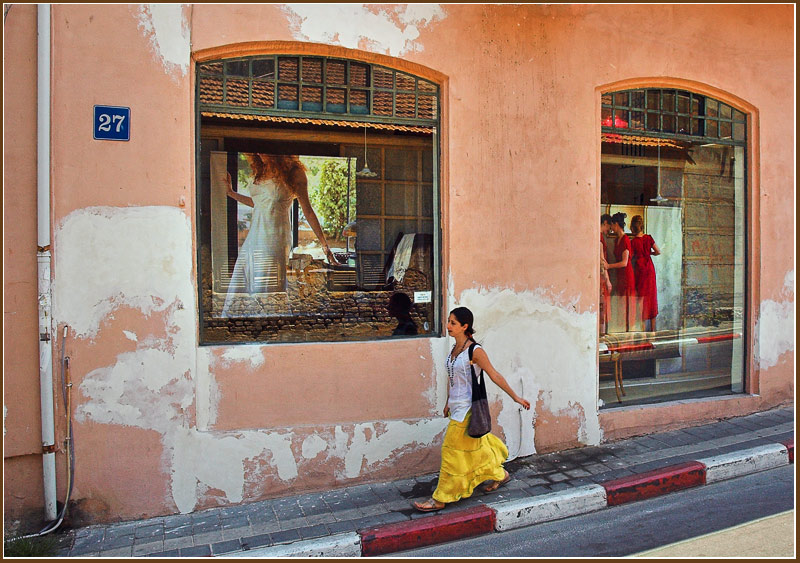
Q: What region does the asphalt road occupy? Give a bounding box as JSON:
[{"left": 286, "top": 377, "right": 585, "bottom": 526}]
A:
[{"left": 393, "top": 464, "right": 795, "bottom": 557}]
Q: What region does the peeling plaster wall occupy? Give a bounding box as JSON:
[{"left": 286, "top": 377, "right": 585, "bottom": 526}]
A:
[
  {"left": 757, "top": 270, "right": 795, "bottom": 370},
  {"left": 282, "top": 4, "right": 445, "bottom": 57},
  {"left": 454, "top": 287, "right": 602, "bottom": 455},
  {"left": 134, "top": 4, "right": 190, "bottom": 79}
]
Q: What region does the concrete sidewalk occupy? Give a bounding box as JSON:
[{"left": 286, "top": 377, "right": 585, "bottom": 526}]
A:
[{"left": 56, "top": 406, "right": 794, "bottom": 557}]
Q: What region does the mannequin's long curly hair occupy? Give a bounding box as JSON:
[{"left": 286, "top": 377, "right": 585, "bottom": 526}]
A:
[{"left": 246, "top": 153, "right": 305, "bottom": 187}]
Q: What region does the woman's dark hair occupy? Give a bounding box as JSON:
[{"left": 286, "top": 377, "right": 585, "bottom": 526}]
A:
[
  {"left": 611, "top": 212, "right": 627, "bottom": 229},
  {"left": 630, "top": 215, "right": 644, "bottom": 235},
  {"left": 388, "top": 292, "right": 412, "bottom": 316},
  {"left": 600, "top": 213, "right": 612, "bottom": 225},
  {"left": 449, "top": 307, "right": 476, "bottom": 339}
]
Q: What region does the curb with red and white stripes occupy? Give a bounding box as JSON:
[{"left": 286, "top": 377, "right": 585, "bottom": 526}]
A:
[{"left": 228, "top": 438, "right": 793, "bottom": 558}]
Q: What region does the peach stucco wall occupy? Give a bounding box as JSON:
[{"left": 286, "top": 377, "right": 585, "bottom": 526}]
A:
[{"left": 3, "top": 4, "right": 793, "bottom": 528}]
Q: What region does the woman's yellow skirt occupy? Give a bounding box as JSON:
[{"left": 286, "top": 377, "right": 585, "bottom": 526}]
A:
[{"left": 432, "top": 411, "right": 508, "bottom": 504}]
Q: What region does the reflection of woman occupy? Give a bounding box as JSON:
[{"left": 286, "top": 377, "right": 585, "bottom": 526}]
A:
[
  {"left": 606, "top": 212, "right": 636, "bottom": 331},
  {"left": 413, "top": 307, "right": 530, "bottom": 512},
  {"left": 222, "top": 154, "right": 337, "bottom": 314},
  {"left": 630, "top": 215, "right": 661, "bottom": 331}
]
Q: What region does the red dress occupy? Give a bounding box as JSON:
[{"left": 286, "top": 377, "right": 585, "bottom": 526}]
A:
[
  {"left": 631, "top": 234, "right": 659, "bottom": 321},
  {"left": 613, "top": 234, "right": 636, "bottom": 330},
  {"left": 600, "top": 234, "right": 610, "bottom": 328}
]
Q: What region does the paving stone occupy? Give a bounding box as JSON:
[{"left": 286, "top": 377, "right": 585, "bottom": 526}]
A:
[
  {"left": 193, "top": 519, "right": 223, "bottom": 534},
  {"left": 270, "top": 528, "right": 302, "bottom": 545},
  {"left": 564, "top": 468, "right": 592, "bottom": 478},
  {"left": 212, "top": 538, "right": 242, "bottom": 555},
  {"left": 99, "top": 545, "right": 133, "bottom": 557},
  {"left": 163, "top": 514, "right": 193, "bottom": 528},
  {"left": 221, "top": 515, "right": 250, "bottom": 529},
  {"left": 179, "top": 544, "right": 212, "bottom": 557},
  {"left": 249, "top": 520, "right": 282, "bottom": 535},
  {"left": 239, "top": 532, "right": 273, "bottom": 550},
  {"left": 100, "top": 533, "right": 135, "bottom": 549},
  {"left": 221, "top": 524, "right": 252, "bottom": 540},
  {"left": 193, "top": 530, "right": 224, "bottom": 544},
  {"left": 326, "top": 519, "right": 358, "bottom": 534},
  {"left": 548, "top": 472, "right": 570, "bottom": 483},
  {"left": 132, "top": 539, "right": 164, "bottom": 556},
  {"left": 163, "top": 535, "right": 194, "bottom": 551},
  {"left": 305, "top": 512, "right": 339, "bottom": 526},
  {"left": 332, "top": 507, "right": 364, "bottom": 522},
  {"left": 164, "top": 524, "right": 193, "bottom": 538},
  {"left": 297, "top": 523, "right": 329, "bottom": 540},
  {"left": 105, "top": 523, "right": 138, "bottom": 538},
  {"left": 277, "top": 516, "right": 308, "bottom": 531},
  {"left": 134, "top": 523, "right": 164, "bottom": 539},
  {"left": 146, "top": 549, "right": 180, "bottom": 557}
]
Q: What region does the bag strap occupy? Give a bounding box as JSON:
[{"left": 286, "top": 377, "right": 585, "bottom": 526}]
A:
[{"left": 468, "top": 342, "right": 484, "bottom": 381}]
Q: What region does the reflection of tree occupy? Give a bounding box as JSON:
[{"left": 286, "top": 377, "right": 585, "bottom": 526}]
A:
[{"left": 309, "top": 159, "right": 356, "bottom": 240}]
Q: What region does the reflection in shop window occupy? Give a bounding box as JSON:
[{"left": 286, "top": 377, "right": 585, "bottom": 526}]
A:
[
  {"left": 599, "top": 88, "right": 746, "bottom": 407},
  {"left": 196, "top": 55, "right": 440, "bottom": 344}
]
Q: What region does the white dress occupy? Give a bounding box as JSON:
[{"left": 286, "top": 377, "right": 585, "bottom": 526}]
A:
[{"left": 222, "top": 179, "right": 294, "bottom": 316}]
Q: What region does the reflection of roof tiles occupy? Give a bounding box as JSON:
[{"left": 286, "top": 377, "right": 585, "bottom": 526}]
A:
[
  {"left": 602, "top": 133, "right": 686, "bottom": 149},
  {"left": 200, "top": 111, "right": 434, "bottom": 133}
]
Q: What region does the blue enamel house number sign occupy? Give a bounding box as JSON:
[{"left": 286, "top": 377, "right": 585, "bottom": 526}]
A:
[{"left": 93, "top": 105, "right": 130, "bottom": 141}]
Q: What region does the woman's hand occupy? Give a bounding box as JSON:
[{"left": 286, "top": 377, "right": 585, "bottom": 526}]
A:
[
  {"left": 443, "top": 404, "right": 450, "bottom": 417},
  {"left": 324, "top": 246, "right": 339, "bottom": 265},
  {"left": 515, "top": 396, "right": 531, "bottom": 410},
  {"left": 225, "top": 172, "right": 235, "bottom": 197}
]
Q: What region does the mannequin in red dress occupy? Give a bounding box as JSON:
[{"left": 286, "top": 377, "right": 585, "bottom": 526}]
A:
[
  {"left": 629, "top": 215, "right": 661, "bottom": 331},
  {"left": 606, "top": 212, "right": 636, "bottom": 331},
  {"left": 599, "top": 214, "right": 613, "bottom": 335}
]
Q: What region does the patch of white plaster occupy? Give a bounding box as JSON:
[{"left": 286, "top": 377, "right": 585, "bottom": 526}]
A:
[
  {"left": 53, "top": 207, "right": 193, "bottom": 340},
  {"left": 135, "top": 4, "right": 190, "bottom": 79},
  {"left": 3, "top": 404, "right": 6, "bottom": 437},
  {"left": 168, "top": 426, "right": 297, "bottom": 513},
  {"left": 757, "top": 269, "right": 795, "bottom": 369},
  {"left": 337, "top": 419, "right": 447, "bottom": 479},
  {"left": 456, "top": 287, "right": 603, "bottom": 457},
  {"left": 54, "top": 206, "right": 300, "bottom": 513},
  {"left": 123, "top": 330, "right": 138, "bottom": 342},
  {"left": 220, "top": 346, "right": 266, "bottom": 368},
  {"left": 301, "top": 434, "right": 328, "bottom": 460},
  {"left": 195, "top": 347, "right": 215, "bottom": 431},
  {"left": 283, "top": 4, "right": 445, "bottom": 57}
]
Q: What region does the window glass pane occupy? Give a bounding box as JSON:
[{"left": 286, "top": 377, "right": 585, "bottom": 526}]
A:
[
  {"left": 277, "top": 84, "right": 298, "bottom": 110},
  {"left": 326, "top": 60, "right": 347, "bottom": 86},
  {"left": 385, "top": 183, "right": 417, "bottom": 216},
  {"left": 302, "top": 58, "right": 323, "bottom": 83},
  {"left": 356, "top": 181, "right": 382, "bottom": 215},
  {"left": 418, "top": 95, "right": 437, "bottom": 120},
  {"left": 663, "top": 92, "right": 676, "bottom": 113},
  {"left": 706, "top": 119, "right": 719, "bottom": 138},
  {"left": 373, "top": 92, "right": 393, "bottom": 116},
  {"left": 630, "top": 90, "right": 646, "bottom": 109},
  {"left": 614, "top": 91, "right": 629, "bottom": 106},
  {"left": 720, "top": 103, "right": 732, "bottom": 119},
  {"left": 630, "top": 110, "right": 645, "bottom": 130},
  {"left": 646, "top": 111, "right": 660, "bottom": 131},
  {"left": 677, "top": 93, "right": 690, "bottom": 114},
  {"left": 395, "top": 93, "right": 416, "bottom": 118},
  {"left": 385, "top": 148, "right": 418, "bottom": 181},
  {"left": 646, "top": 90, "right": 660, "bottom": 110},
  {"left": 252, "top": 58, "right": 275, "bottom": 80},
  {"left": 599, "top": 137, "right": 746, "bottom": 408},
  {"left": 200, "top": 61, "right": 223, "bottom": 75},
  {"left": 252, "top": 81, "right": 274, "bottom": 108},
  {"left": 732, "top": 109, "right": 746, "bottom": 122},
  {"left": 396, "top": 72, "right": 415, "bottom": 91},
  {"left": 719, "top": 120, "right": 732, "bottom": 139},
  {"left": 278, "top": 57, "right": 299, "bottom": 81},
  {"left": 225, "top": 60, "right": 249, "bottom": 77},
  {"left": 706, "top": 99, "right": 719, "bottom": 118},
  {"left": 732, "top": 122, "right": 746, "bottom": 141},
  {"left": 691, "top": 96, "right": 700, "bottom": 116},
  {"left": 662, "top": 114, "right": 676, "bottom": 133},
  {"left": 677, "top": 116, "right": 690, "bottom": 135},
  {"left": 374, "top": 67, "right": 394, "bottom": 89},
  {"left": 601, "top": 93, "right": 613, "bottom": 105},
  {"left": 199, "top": 76, "right": 223, "bottom": 104},
  {"left": 350, "top": 62, "right": 370, "bottom": 87},
  {"left": 226, "top": 78, "right": 249, "bottom": 106},
  {"left": 301, "top": 86, "right": 322, "bottom": 112},
  {"left": 601, "top": 106, "right": 613, "bottom": 125},
  {"left": 350, "top": 90, "right": 369, "bottom": 114},
  {"left": 326, "top": 88, "right": 346, "bottom": 113}
]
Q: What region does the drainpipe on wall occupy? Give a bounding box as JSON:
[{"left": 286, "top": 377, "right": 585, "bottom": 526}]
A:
[{"left": 37, "top": 2, "right": 57, "bottom": 523}]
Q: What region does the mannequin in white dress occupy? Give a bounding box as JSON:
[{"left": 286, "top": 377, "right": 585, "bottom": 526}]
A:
[{"left": 222, "top": 154, "right": 337, "bottom": 316}]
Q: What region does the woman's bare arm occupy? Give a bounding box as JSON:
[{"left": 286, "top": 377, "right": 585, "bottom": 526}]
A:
[{"left": 471, "top": 347, "right": 531, "bottom": 409}]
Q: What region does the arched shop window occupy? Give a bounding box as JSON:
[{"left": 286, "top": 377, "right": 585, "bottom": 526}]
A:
[
  {"left": 195, "top": 55, "right": 440, "bottom": 344},
  {"left": 599, "top": 88, "right": 746, "bottom": 408}
]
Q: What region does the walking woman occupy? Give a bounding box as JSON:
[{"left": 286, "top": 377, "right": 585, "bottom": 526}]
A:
[{"left": 413, "top": 307, "right": 531, "bottom": 512}]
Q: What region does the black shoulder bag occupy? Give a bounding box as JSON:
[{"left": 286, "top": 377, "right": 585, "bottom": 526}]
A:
[{"left": 467, "top": 343, "right": 492, "bottom": 438}]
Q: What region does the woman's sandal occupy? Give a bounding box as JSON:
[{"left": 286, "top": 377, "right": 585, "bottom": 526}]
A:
[
  {"left": 413, "top": 498, "right": 445, "bottom": 512},
  {"left": 483, "top": 470, "right": 511, "bottom": 493}
]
